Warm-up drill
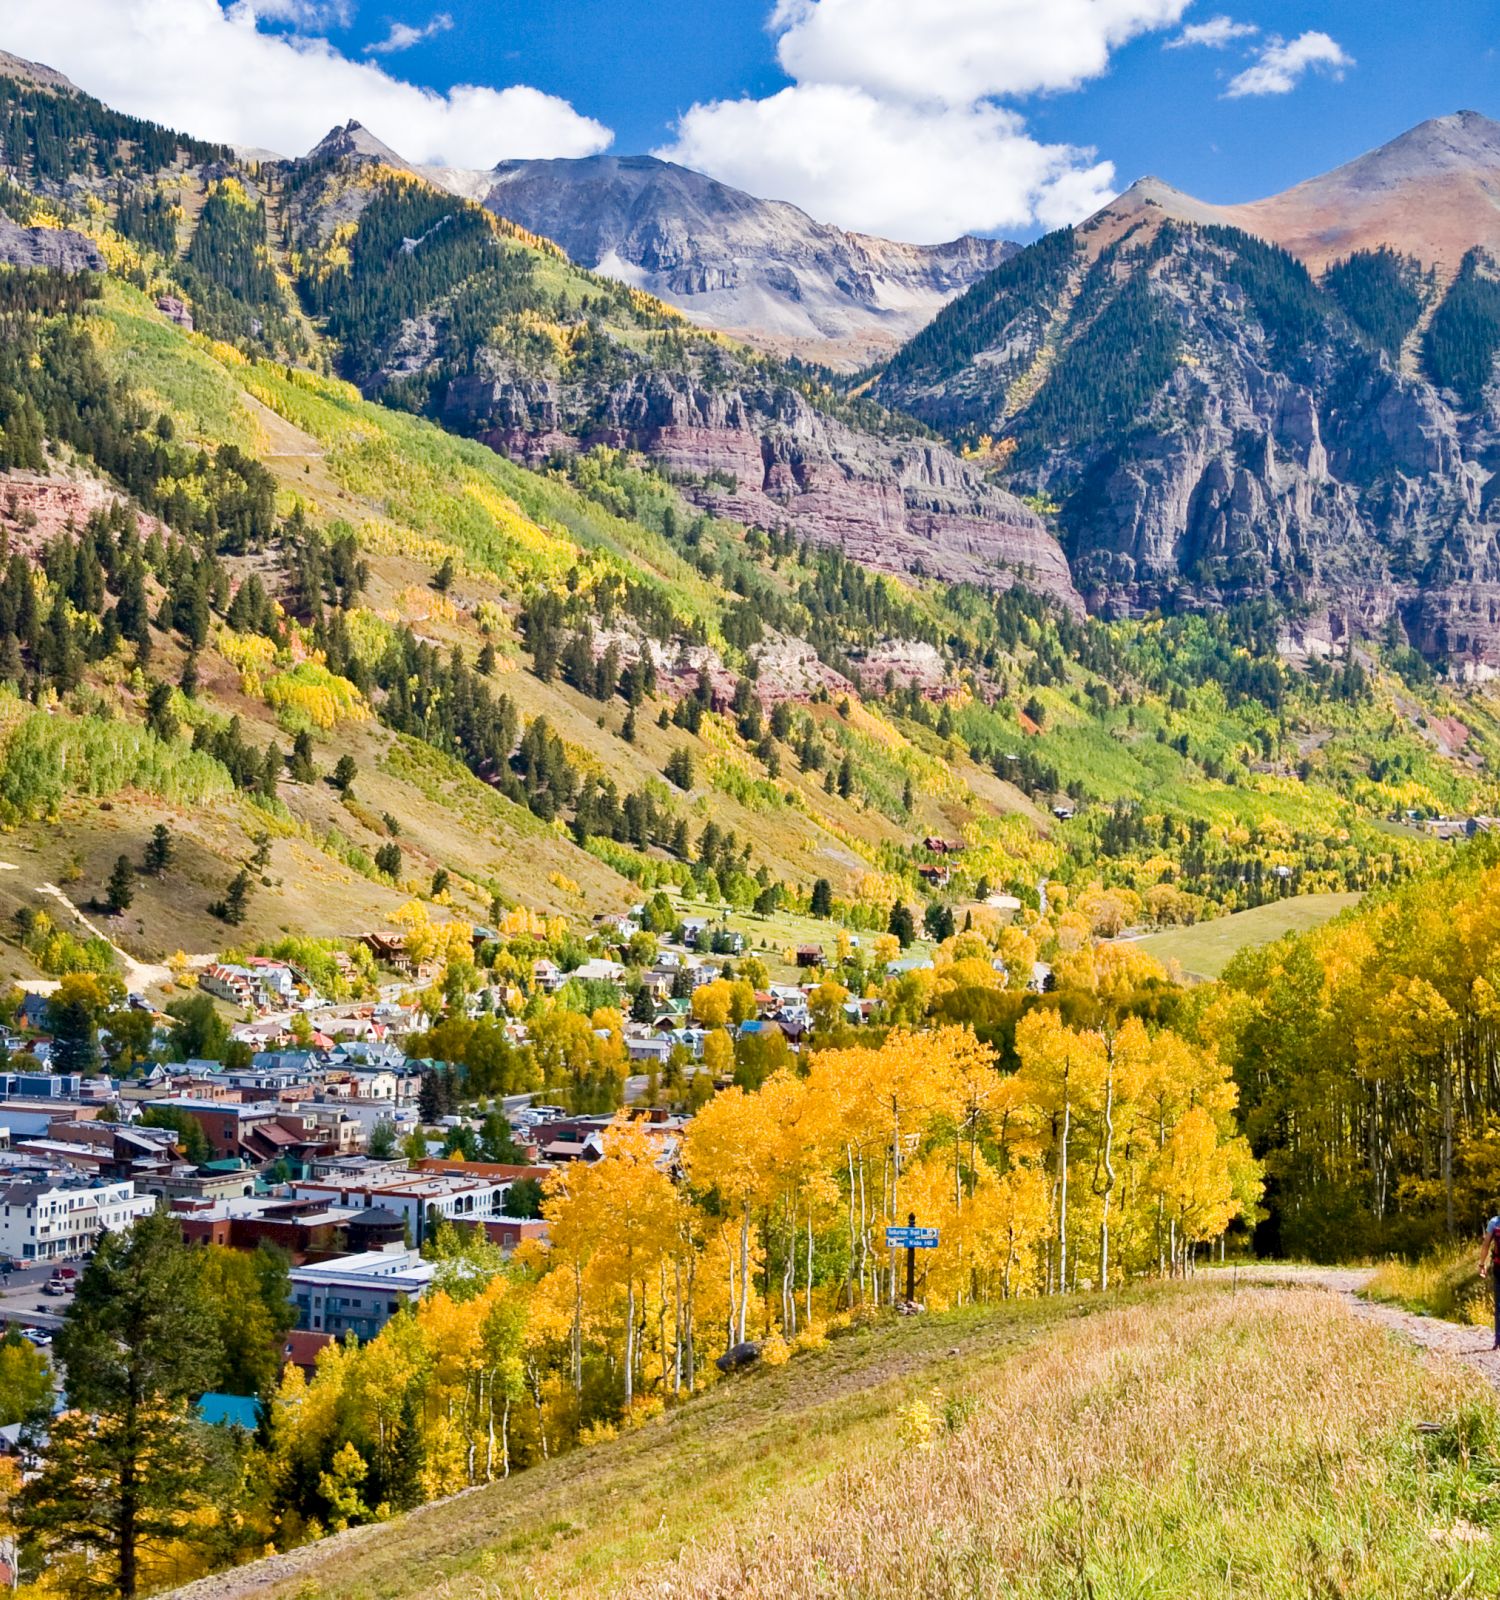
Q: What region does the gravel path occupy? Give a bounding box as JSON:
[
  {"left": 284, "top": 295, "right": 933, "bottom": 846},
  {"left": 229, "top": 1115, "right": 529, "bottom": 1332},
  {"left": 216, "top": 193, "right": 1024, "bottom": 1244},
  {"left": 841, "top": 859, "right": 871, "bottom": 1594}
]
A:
[{"left": 1234, "top": 1263, "right": 1500, "bottom": 1391}]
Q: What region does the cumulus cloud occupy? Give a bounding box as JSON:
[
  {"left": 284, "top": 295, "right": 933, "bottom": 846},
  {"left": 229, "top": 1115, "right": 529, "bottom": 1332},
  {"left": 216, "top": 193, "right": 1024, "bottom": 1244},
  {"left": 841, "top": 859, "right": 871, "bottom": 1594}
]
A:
[
  {"left": 364, "top": 12, "right": 453, "bottom": 55},
  {"left": 1164, "top": 15, "right": 1259, "bottom": 49},
  {"left": 2, "top": 0, "right": 611, "bottom": 165},
  {"left": 665, "top": 86, "right": 1116, "bottom": 242},
  {"left": 1225, "top": 31, "right": 1353, "bottom": 97},
  {"left": 660, "top": 0, "right": 1191, "bottom": 243},
  {"left": 769, "top": 0, "right": 1190, "bottom": 104},
  {"left": 250, "top": 0, "right": 354, "bottom": 25}
]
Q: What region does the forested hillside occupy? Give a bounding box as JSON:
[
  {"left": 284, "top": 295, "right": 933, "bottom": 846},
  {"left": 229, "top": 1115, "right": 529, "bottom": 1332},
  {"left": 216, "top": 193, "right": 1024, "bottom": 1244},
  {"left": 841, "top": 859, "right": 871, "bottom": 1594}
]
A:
[
  {"left": 869, "top": 196, "right": 1500, "bottom": 664},
  {"left": 0, "top": 57, "right": 1491, "bottom": 984}
]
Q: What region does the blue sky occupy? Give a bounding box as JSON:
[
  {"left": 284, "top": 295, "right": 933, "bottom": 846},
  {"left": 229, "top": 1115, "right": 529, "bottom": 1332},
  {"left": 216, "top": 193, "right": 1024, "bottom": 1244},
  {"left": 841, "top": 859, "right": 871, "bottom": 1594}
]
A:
[
  {"left": 5, "top": 1, "right": 1498, "bottom": 242},
  {"left": 378, "top": 0, "right": 1499, "bottom": 206}
]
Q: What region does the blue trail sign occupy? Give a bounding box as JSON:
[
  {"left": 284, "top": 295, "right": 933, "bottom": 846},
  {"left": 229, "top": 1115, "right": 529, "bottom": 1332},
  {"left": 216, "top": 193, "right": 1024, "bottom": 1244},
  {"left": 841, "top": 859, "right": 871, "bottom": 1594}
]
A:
[
  {"left": 885, "top": 1226, "right": 940, "bottom": 1249},
  {"left": 888, "top": 1212, "right": 938, "bottom": 1305}
]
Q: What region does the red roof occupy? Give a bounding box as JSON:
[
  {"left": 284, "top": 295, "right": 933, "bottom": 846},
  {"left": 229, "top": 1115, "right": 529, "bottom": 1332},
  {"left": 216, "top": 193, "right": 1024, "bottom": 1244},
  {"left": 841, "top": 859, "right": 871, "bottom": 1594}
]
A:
[{"left": 282, "top": 1330, "right": 334, "bottom": 1372}]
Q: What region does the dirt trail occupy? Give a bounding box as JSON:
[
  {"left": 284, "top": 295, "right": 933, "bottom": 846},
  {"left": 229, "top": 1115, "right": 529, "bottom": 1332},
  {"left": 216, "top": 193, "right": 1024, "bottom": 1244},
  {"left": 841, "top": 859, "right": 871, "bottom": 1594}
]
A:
[
  {"left": 1237, "top": 1263, "right": 1500, "bottom": 1391},
  {"left": 35, "top": 882, "right": 173, "bottom": 992}
]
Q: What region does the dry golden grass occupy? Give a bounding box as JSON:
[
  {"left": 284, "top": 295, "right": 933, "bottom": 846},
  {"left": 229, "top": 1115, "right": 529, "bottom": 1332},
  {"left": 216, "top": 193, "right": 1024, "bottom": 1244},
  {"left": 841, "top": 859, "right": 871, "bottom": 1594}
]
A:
[
  {"left": 613, "top": 1287, "right": 1500, "bottom": 1600},
  {"left": 164, "top": 1284, "right": 1500, "bottom": 1600},
  {"left": 1366, "top": 1249, "right": 1493, "bottom": 1326}
]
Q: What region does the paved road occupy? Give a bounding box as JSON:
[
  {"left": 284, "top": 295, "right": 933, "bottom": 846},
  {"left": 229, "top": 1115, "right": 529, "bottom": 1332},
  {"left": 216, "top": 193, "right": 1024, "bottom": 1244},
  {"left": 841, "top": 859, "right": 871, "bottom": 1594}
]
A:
[{"left": 0, "top": 1266, "right": 73, "bottom": 1332}]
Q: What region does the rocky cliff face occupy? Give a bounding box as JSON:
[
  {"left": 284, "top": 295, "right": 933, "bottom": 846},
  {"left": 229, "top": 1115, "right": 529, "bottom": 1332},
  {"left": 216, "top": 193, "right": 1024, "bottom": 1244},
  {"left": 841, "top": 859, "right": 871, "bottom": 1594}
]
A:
[
  {"left": 0, "top": 214, "right": 103, "bottom": 271},
  {"left": 441, "top": 359, "right": 1079, "bottom": 608},
  {"left": 479, "top": 155, "right": 1015, "bottom": 365},
  {"left": 984, "top": 223, "right": 1499, "bottom": 659}
]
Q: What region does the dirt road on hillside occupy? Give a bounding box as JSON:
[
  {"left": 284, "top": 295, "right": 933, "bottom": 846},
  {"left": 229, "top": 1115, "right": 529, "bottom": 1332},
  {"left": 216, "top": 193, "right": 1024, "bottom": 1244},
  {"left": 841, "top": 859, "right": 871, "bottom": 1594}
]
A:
[{"left": 1236, "top": 1263, "right": 1500, "bottom": 1391}]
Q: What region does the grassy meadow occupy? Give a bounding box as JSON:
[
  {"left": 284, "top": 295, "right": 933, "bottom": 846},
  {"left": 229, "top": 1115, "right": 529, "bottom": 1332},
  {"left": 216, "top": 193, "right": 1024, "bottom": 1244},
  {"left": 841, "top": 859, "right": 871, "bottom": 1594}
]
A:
[
  {"left": 1126, "top": 892, "right": 1362, "bottom": 978},
  {"left": 166, "top": 1281, "right": 1500, "bottom": 1600}
]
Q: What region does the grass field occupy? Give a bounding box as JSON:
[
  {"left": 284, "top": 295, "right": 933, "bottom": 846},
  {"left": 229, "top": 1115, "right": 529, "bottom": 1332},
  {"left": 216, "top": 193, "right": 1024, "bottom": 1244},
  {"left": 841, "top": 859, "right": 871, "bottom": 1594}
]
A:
[
  {"left": 1126, "top": 892, "right": 1362, "bottom": 979},
  {"left": 167, "top": 1280, "right": 1500, "bottom": 1600}
]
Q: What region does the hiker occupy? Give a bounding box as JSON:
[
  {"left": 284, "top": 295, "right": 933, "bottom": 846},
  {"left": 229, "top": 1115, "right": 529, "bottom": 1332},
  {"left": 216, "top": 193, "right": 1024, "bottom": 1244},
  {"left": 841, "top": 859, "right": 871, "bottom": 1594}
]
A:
[{"left": 1479, "top": 1214, "right": 1500, "bottom": 1348}]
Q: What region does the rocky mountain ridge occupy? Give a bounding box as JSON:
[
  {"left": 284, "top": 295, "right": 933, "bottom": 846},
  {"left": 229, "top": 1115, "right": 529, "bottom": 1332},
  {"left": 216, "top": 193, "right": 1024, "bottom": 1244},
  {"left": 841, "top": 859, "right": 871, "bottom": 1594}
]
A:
[
  {"left": 478, "top": 154, "right": 1016, "bottom": 364},
  {"left": 870, "top": 115, "right": 1500, "bottom": 663}
]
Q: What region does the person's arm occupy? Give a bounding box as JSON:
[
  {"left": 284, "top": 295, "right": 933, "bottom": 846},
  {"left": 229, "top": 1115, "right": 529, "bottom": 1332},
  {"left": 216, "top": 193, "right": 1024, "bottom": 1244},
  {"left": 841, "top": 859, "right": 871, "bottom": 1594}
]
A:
[{"left": 1481, "top": 1230, "right": 1494, "bottom": 1278}]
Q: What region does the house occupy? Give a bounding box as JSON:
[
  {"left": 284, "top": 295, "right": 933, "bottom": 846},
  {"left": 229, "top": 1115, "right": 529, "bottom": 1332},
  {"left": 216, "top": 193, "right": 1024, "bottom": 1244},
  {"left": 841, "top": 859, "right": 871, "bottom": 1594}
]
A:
[
  {"left": 289, "top": 1249, "right": 435, "bottom": 1341},
  {"left": 531, "top": 959, "right": 564, "bottom": 993},
  {"left": 923, "top": 836, "right": 963, "bottom": 855},
  {"left": 570, "top": 958, "right": 626, "bottom": 985},
  {"left": 198, "top": 964, "right": 259, "bottom": 1009},
  {"left": 0, "top": 1176, "right": 154, "bottom": 1262},
  {"left": 794, "top": 945, "right": 825, "bottom": 969}
]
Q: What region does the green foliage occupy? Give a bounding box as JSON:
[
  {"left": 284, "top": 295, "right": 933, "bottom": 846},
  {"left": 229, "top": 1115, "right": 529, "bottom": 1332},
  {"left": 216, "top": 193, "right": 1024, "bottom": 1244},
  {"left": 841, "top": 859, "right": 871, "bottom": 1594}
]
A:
[
  {"left": 181, "top": 179, "right": 304, "bottom": 355},
  {"left": 1020, "top": 244, "right": 1180, "bottom": 452},
  {"left": 1425, "top": 249, "right": 1500, "bottom": 408},
  {"left": 0, "top": 74, "right": 226, "bottom": 186},
  {"left": 24, "top": 1210, "right": 224, "bottom": 1599},
  {"left": 0, "top": 1328, "right": 52, "bottom": 1425},
  {"left": 1323, "top": 248, "right": 1425, "bottom": 360},
  {"left": 875, "top": 226, "right": 1076, "bottom": 415}
]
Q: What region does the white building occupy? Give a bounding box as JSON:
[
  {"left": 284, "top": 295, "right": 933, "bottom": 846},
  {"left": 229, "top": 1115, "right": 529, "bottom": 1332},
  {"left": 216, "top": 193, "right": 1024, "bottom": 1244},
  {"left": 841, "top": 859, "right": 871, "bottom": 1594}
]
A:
[
  {"left": 289, "top": 1168, "right": 517, "bottom": 1245},
  {"left": 288, "top": 1248, "right": 435, "bottom": 1342},
  {"left": 0, "top": 1177, "right": 155, "bottom": 1263}
]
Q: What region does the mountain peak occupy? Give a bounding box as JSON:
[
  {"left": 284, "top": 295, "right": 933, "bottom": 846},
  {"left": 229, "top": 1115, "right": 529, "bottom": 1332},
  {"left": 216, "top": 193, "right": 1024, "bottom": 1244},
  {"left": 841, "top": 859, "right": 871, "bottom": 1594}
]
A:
[
  {"left": 303, "top": 121, "right": 412, "bottom": 171},
  {"left": 0, "top": 50, "right": 77, "bottom": 93}
]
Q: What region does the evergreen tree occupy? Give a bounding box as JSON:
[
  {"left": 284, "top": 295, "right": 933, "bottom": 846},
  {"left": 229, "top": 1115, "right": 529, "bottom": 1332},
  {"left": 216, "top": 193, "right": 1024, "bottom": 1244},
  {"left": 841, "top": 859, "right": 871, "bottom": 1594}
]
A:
[
  {"left": 143, "top": 823, "right": 173, "bottom": 876},
  {"left": 386, "top": 1389, "right": 426, "bottom": 1512},
  {"left": 22, "top": 1211, "right": 222, "bottom": 1598},
  {"left": 211, "top": 869, "right": 253, "bottom": 926},
  {"left": 104, "top": 854, "right": 134, "bottom": 916},
  {"left": 288, "top": 729, "right": 316, "bottom": 784},
  {"left": 144, "top": 679, "right": 176, "bottom": 743},
  {"left": 888, "top": 900, "right": 916, "bottom": 948},
  {"left": 810, "top": 877, "right": 833, "bottom": 919},
  {"left": 331, "top": 753, "right": 357, "bottom": 793}
]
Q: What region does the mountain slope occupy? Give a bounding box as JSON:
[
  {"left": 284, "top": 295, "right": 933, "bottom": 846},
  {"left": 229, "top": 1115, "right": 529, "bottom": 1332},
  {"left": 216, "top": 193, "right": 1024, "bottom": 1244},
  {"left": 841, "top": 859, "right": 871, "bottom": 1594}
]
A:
[
  {"left": 1219, "top": 111, "right": 1500, "bottom": 276},
  {"left": 156, "top": 1283, "right": 1500, "bottom": 1600},
  {"left": 479, "top": 153, "right": 1016, "bottom": 363},
  {"left": 871, "top": 114, "right": 1500, "bottom": 663}
]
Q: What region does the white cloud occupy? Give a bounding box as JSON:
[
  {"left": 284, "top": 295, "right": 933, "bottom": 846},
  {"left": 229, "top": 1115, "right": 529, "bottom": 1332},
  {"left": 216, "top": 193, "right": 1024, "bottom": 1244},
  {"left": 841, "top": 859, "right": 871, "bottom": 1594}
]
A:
[
  {"left": 1164, "top": 15, "right": 1259, "bottom": 49},
  {"left": 664, "top": 85, "right": 1116, "bottom": 242},
  {"left": 1, "top": 0, "right": 611, "bottom": 165},
  {"left": 659, "top": 0, "right": 1191, "bottom": 243},
  {"left": 364, "top": 12, "right": 453, "bottom": 55},
  {"left": 1225, "top": 31, "right": 1353, "bottom": 97},
  {"left": 769, "top": 0, "right": 1191, "bottom": 104},
  {"left": 252, "top": 0, "right": 354, "bottom": 25}
]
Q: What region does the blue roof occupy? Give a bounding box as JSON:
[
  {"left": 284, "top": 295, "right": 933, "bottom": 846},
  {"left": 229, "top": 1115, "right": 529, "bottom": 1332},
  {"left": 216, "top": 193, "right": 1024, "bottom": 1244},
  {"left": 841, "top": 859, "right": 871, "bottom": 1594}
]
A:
[{"left": 197, "top": 1393, "right": 261, "bottom": 1430}]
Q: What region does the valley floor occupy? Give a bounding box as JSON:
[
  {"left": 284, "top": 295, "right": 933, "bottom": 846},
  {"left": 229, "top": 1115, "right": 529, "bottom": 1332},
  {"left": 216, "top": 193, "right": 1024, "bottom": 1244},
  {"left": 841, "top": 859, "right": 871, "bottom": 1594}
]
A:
[{"left": 162, "top": 1274, "right": 1500, "bottom": 1600}]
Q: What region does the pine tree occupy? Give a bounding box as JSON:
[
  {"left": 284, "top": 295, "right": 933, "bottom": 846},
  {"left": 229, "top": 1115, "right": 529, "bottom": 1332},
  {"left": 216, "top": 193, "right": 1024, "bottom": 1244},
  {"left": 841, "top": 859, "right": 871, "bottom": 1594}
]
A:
[
  {"left": 144, "top": 679, "right": 176, "bottom": 743},
  {"left": 22, "top": 1211, "right": 222, "bottom": 1598},
  {"left": 212, "top": 869, "right": 253, "bottom": 926},
  {"left": 888, "top": 900, "right": 916, "bottom": 948},
  {"left": 810, "top": 877, "right": 833, "bottom": 919},
  {"left": 331, "top": 753, "right": 357, "bottom": 793},
  {"left": 288, "top": 728, "right": 316, "bottom": 783},
  {"left": 143, "top": 824, "right": 173, "bottom": 877},
  {"left": 104, "top": 854, "right": 134, "bottom": 915}
]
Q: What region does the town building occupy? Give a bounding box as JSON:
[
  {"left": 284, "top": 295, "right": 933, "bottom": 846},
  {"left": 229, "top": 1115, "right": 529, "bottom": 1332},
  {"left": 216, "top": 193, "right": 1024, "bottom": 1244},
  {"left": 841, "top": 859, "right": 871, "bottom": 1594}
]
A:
[{"left": 0, "top": 1175, "right": 154, "bottom": 1263}]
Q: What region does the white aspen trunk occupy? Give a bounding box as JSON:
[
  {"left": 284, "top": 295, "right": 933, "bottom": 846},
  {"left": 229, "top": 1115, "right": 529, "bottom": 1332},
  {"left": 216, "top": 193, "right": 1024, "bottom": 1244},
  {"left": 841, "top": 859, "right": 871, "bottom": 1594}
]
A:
[
  {"left": 1058, "top": 1072, "right": 1071, "bottom": 1295},
  {"left": 1098, "top": 1061, "right": 1116, "bottom": 1292},
  {"left": 805, "top": 1212, "right": 814, "bottom": 1328},
  {"left": 737, "top": 1204, "right": 751, "bottom": 1343},
  {"left": 624, "top": 1275, "right": 636, "bottom": 1408}
]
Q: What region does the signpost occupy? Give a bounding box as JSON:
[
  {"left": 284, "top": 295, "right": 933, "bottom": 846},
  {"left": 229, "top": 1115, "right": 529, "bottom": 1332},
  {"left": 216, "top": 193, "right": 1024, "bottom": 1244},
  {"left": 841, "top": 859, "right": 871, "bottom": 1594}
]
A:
[{"left": 885, "top": 1212, "right": 939, "bottom": 1303}]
